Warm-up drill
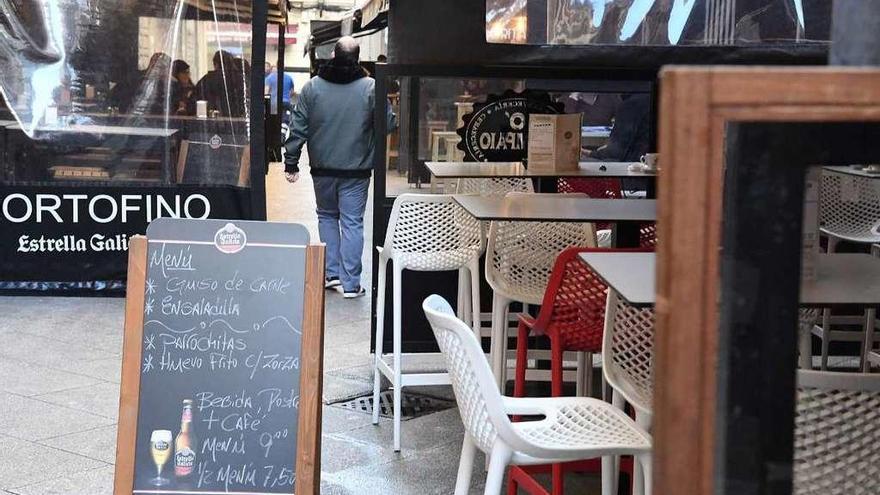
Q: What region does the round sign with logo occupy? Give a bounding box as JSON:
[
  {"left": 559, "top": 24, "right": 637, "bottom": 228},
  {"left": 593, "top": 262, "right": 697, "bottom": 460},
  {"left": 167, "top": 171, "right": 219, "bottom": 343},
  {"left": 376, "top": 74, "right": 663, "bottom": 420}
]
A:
[{"left": 456, "top": 90, "right": 564, "bottom": 162}]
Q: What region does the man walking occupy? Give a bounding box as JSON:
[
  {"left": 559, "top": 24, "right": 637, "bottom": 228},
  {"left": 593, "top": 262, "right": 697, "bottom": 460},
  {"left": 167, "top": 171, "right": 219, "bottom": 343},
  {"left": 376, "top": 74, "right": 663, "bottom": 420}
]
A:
[{"left": 283, "top": 37, "right": 396, "bottom": 298}]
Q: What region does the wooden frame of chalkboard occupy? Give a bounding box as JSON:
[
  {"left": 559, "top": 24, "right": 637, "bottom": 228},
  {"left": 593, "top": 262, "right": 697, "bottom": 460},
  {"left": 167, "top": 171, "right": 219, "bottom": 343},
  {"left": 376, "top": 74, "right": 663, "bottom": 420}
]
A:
[{"left": 113, "top": 231, "right": 325, "bottom": 495}]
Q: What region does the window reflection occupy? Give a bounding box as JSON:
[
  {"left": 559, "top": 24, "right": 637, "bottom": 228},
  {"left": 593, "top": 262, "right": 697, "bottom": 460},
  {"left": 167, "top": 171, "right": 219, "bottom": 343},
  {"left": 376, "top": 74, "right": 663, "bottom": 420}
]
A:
[
  {"left": 381, "top": 75, "right": 652, "bottom": 197},
  {"left": 0, "top": 1, "right": 254, "bottom": 187}
]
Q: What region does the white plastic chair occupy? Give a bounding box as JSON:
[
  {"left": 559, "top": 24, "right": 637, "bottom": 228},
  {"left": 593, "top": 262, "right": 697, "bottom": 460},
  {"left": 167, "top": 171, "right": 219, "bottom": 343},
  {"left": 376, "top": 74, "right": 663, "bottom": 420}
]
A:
[
  {"left": 820, "top": 172, "right": 880, "bottom": 247},
  {"left": 601, "top": 289, "right": 655, "bottom": 495},
  {"left": 815, "top": 172, "right": 880, "bottom": 370},
  {"left": 486, "top": 192, "right": 597, "bottom": 390},
  {"left": 423, "top": 295, "right": 652, "bottom": 495},
  {"left": 794, "top": 370, "right": 880, "bottom": 494},
  {"left": 373, "top": 194, "right": 483, "bottom": 451},
  {"left": 454, "top": 177, "right": 534, "bottom": 196}
]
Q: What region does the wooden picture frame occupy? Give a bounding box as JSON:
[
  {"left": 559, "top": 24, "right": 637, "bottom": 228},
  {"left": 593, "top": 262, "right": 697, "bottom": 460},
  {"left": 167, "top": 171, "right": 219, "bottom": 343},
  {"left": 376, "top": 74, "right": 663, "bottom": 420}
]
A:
[
  {"left": 654, "top": 67, "right": 880, "bottom": 495},
  {"left": 114, "top": 236, "right": 325, "bottom": 495}
]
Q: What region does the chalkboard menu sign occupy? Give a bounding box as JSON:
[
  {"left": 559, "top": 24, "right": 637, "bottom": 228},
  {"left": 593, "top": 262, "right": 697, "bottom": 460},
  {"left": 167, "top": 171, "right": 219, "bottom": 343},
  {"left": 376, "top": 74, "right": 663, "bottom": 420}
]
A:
[{"left": 114, "top": 218, "right": 325, "bottom": 495}]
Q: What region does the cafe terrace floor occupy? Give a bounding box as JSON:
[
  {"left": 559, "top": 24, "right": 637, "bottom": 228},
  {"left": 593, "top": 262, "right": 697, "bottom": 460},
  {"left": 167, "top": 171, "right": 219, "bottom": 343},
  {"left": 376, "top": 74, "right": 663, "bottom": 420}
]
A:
[{"left": 0, "top": 162, "right": 602, "bottom": 494}]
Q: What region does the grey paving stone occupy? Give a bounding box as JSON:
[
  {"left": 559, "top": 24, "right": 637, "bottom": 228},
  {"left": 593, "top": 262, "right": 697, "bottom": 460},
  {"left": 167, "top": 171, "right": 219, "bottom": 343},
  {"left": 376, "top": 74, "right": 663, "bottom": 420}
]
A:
[
  {"left": 337, "top": 408, "right": 465, "bottom": 456},
  {"left": 323, "top": 318, "right": 371, "bottom": 349},
  {"left": 0, "top": 332, "right": 118, "bottom": 369},
  {"left": 324, "top": 294, "right": 372, "bottom": 327},
  {"left": 0, "top": 357, "right": 103, "bottom": 397},
  {"left": 10, "top": 464, "right": 114, "bottom": 495},
  {"left": 321, "top": 440, "right": 488, "bottom": 495},
  {"left": 34, "top": 382, "right": 121, "bottom": 421},
  {"left": 0, "top": 392, "right": 114, "bottom": 442},
  {"left": 324, "top": 346, "right": 373, "bottom": 373},
  {"left": 59, "top": 357, "right": 123, "bottom": 384},
  {"left": 326, "top": 363, "right": 374, "bottom": 383},
  {"left": 320, "top": 404, "right": 380, "bottom": 435},
  {"left": 319, "top": 481, "right": 354, "bottom": 495},
  {"left": 320, "top": 433, "right": 397, "bottom": 474},
  {"left": 38, "top": 424, "right": 118, "bottom": 465},
  {"left": 322, "top": 376, "right": 374, "bottom": 405},
  {"left": 0, "top": 435, "right": 106, "bottom": 489}
]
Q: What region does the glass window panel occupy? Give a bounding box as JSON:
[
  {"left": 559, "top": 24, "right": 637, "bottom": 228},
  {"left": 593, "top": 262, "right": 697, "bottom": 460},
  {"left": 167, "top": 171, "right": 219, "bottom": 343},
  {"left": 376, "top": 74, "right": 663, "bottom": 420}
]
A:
[
  {"left": 380, "top": 74, "right": 653, "bottom": 197},
  {"left": 0, "top": 0, "right": 254, "bottom": 187}
]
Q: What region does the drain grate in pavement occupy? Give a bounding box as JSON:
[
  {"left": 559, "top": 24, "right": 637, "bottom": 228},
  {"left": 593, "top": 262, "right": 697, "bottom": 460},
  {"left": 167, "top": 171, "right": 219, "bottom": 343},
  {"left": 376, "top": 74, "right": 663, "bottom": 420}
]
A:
[{"left": 329, "top": 390, "right": 455, "bottom": 420}]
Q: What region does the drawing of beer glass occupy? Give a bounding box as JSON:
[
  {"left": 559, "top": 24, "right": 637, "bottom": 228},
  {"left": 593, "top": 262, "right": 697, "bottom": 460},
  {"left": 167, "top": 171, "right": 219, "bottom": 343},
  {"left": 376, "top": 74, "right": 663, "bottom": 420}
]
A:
[{"left": 149, "top": 430, "right": 173, "bottom": 486}]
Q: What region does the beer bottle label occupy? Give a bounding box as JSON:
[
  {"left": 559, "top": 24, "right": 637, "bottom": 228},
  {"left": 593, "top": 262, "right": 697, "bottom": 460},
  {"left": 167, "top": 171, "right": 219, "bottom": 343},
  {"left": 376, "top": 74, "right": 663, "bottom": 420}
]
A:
[{"left": 174, "top": 447, "right": 195, "bottom": 476}]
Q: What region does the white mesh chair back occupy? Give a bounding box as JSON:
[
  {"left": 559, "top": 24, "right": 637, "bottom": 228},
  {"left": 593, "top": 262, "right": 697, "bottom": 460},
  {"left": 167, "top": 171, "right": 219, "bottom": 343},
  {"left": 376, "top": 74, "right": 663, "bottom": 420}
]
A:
[
  {"left": 384, "top": 194, "right": 483, "bottom": 272},
  {"left": 602, "top": 289, "right": 654, "bottom": 417},
  {"left": 820, "top": 172, "right": 880, "bottom": 244},
  {"left": 794, "top": 370, "right": 880, "bottom": 495},
  {"left": 455, "top": 177, "right": 534, "bottom": 196},
  {"left": 423, "top": 295, "right": 532, "bottom": 455},
  {"left": 485, "top": 193, "right": 597, "bottom": 305}
]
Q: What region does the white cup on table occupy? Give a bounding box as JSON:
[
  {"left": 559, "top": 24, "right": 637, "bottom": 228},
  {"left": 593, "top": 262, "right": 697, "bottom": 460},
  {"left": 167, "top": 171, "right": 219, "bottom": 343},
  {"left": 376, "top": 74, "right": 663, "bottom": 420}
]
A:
[{"left": 640, "top": 153, "right": 659, "bottom": 172}]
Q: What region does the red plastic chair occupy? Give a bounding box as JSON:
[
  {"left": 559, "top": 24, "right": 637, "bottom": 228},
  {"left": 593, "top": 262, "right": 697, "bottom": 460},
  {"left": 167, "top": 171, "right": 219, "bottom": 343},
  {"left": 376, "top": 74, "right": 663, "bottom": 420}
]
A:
[
  {"left": 510, "top": 246, "right": 653, "bottom": 495},
  {"left": 559, "top": 178, "right": 657, "bottom": 249},
  {"left": 639, "top": 223, "right": 657, "bottom": 248},
  {"left": 558, "top": 178, "right": 622, "bottom": 233},
  {"left": 557, "top": 177, "right": 623, "bottom": 199}
]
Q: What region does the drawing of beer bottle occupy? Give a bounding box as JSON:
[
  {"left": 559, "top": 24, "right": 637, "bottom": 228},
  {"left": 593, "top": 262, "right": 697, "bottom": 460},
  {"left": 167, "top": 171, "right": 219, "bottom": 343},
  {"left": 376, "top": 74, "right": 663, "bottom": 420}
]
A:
[{"left": 174, "top": 399, "right": 196, "bottom": 479}]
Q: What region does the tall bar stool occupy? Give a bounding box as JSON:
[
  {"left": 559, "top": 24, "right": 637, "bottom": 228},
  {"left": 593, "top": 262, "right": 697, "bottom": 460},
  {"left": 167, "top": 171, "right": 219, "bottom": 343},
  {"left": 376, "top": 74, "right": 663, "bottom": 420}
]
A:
[
  {"left": 423, "top": 295, "right": 653, "bottom": 495},
  {"left": 794, "top": 370, "right": 880, "bottom": 494},
  {"left": 601, "top": 289, "right": 655, "bottom": 495},
  {"left": 454, "top": 178, "right": 534, "bottom": 338},
  {"left": 486, "top": 193, "right": 598, "bottom": 391},
  {"left": 372, "top": 194, "right": 483, "bottom": 451},
  {"left": 815, "top": 172, "right": 880, "bottom": 370}
]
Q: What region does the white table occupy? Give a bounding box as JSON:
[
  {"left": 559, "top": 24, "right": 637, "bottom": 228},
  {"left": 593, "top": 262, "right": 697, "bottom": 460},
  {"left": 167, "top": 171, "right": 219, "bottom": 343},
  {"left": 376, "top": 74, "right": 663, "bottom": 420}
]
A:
[
  {"left": 579, "top": 252, "right": 880, "bottom": 308},
  {"left": 427, "top": 161, "right": 656, "bottom": 179},
  {"left": 453, "top": 195, "right": 657, "bottom": 223},
  {"left": 579, "top": 252, "right": 880, "bottom": 368},
  {"left": 823, "top": 165, "right": 880, "bottom": 179},
  {"left": 10, "top": 123, "right": 179, "bottom": 138}
]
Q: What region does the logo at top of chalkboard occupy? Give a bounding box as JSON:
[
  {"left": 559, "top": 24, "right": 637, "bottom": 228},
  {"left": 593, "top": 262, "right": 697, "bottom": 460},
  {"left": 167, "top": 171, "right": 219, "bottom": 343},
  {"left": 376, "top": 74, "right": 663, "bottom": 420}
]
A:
[
  {"left": 214, "top": 223, "right": 247, "bottom": 254},
  {"left": 209, "top": 134, "right": 222, "bottom": 150}
]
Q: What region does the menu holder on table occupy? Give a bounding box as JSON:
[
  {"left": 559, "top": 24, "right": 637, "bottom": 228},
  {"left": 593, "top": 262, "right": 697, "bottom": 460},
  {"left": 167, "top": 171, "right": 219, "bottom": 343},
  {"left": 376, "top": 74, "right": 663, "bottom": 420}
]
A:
[
  {"left": 527, "top": 113, "right": 582, "bottom": 173},
  {"left": 114, "top": 218, "right": 325, "bottom": 495}
]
